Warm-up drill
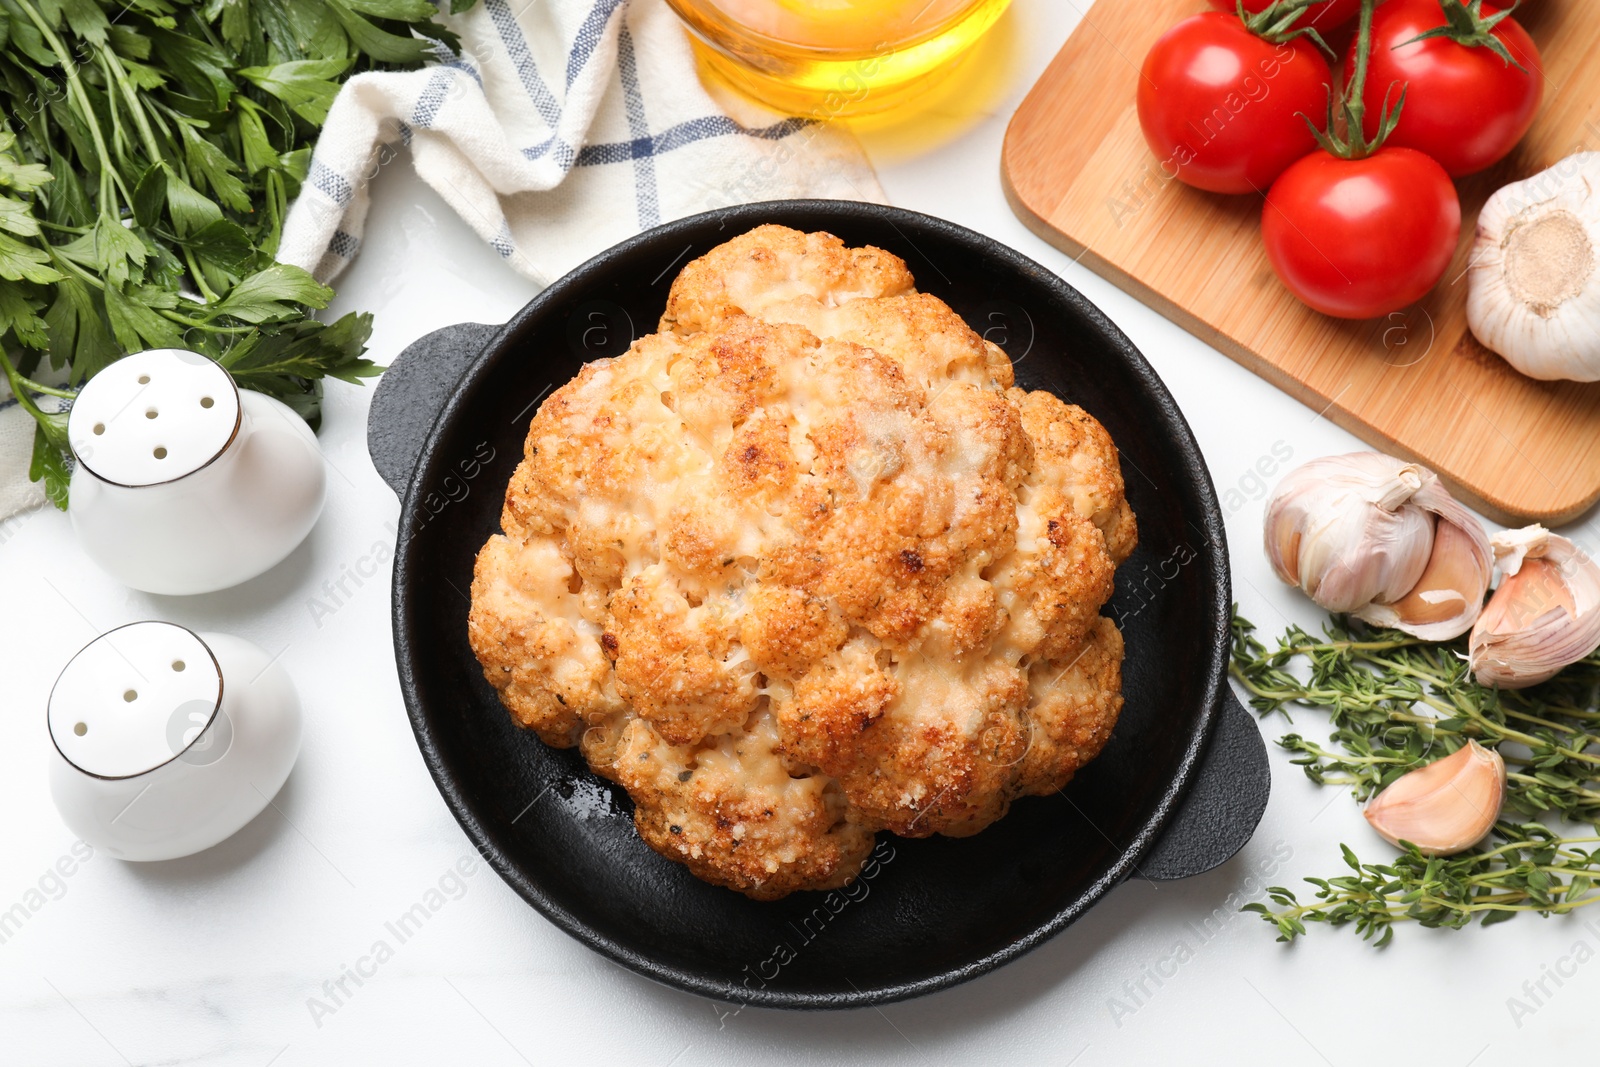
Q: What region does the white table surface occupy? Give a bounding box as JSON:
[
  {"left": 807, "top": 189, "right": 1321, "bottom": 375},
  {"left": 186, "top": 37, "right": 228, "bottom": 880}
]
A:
[{"left": 5, "top": 2, "right": 1598, "bottom": 1063}]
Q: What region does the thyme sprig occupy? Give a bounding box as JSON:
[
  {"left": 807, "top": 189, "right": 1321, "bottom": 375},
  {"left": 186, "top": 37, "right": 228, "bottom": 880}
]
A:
[{"left": 1231, "top": 610, "right": 1600, "bottom": 943}]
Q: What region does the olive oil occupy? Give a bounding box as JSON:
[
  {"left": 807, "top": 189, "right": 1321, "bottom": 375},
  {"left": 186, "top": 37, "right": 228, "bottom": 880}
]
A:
[{"left": 667, "top": 0, "right": 1013, "bottom": 117}]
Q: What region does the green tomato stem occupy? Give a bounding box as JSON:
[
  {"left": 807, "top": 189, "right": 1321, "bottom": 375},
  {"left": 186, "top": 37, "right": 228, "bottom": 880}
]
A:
[{"left": 1344, "top": 0, "right": 1377, "bottom": 154}]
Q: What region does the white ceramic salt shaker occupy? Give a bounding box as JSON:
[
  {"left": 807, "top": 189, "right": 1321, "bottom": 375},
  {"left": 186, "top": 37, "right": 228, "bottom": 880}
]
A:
[
  {"left": 47, "top": 622, "right": 303, "bottom": 861},
  {"left": 67, "top": 349, "right": 326, "bottom": 595}
]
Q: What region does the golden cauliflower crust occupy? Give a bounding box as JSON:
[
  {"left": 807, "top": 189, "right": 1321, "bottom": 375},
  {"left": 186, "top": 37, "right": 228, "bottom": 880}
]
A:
[{"left": 469, "top": 225, "right": 1138, "bottom": 899}]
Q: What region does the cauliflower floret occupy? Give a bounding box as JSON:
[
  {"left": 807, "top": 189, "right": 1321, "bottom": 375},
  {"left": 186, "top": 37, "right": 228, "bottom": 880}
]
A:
[
  {"left": 597, "top": 711, "right": 876, "bottom": 900},
  {"left": 469, "top": 534, "right": 622, "bottom": 747},
  {"left": 662, "top": 224, "right": 915, "bottom": 336},
  {"left": 1017, "top": 616, "right": 1126, "bottom": 796},
  {"left": 468, "top": 226, "right": 1138, "bottom": 899},
  {"left": 1013, "top": 389, "right": 1139, "bottom": 564},
  {"left": 608, "top": 565, "right": 758, "bottom": 746}
]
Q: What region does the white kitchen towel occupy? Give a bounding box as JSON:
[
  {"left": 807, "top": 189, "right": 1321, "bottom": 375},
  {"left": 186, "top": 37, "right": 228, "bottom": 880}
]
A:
[
  {"left": 0, "top": 393, "right": 44, "bottom": 523},
  {"left": 278, "top": 0, "right": 886, "bottom": 287}
]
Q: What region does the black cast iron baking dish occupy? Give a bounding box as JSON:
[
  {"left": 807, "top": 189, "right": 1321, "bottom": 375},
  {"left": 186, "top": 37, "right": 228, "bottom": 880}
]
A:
[{"left": 367, "top": 200, "right": 1269, "bottom": 1010}]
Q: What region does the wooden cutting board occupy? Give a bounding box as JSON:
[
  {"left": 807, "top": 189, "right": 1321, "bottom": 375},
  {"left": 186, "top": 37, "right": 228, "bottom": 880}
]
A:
[{"left": 1001, "top": 0, "right": 1600, "bottom": 525}]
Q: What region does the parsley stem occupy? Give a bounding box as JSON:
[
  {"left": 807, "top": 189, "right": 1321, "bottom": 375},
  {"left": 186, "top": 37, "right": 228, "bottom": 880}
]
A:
[
  {"left": 183, "top": 247, "right": 222, "bottom": 305},
  {"left": 51, "top": 250, "right": 246, "bottom": 334},
  {"left": 48, "top": 249, "right": 111, "bottom": 291},
  {"left": 11, "top": 0, "right": 128, "bottom": 211},
  {"left": 9, "top": 373, "right": 75, "bottom": 400},
  {"left": 155, "top": 312, "right": 253, "bottom": 334},
  {"left": 100, "top": 49, "right": 165, "bottom": 166},
  {"left": 0, "top": 348, "right": 57, "bottom": 424}
]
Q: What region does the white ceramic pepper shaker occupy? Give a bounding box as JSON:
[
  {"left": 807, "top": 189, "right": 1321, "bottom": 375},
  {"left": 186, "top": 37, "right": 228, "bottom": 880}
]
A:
[
  {"left": 66, "top": 349, "right": 326, "bottom": 595},
  {"left": 47, "top": 622, "right": 303, "bottom": 861}
]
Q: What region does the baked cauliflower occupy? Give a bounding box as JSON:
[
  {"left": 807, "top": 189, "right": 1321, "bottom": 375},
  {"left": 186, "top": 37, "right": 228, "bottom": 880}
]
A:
[{"left": 469, "top": 225, "right": 1137, "bottom": 900}]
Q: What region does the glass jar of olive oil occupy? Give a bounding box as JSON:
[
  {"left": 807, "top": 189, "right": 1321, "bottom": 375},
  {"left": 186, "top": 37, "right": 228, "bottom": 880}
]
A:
[{"left": 666, "top": 0, "right": 1014, "bottom": 117}]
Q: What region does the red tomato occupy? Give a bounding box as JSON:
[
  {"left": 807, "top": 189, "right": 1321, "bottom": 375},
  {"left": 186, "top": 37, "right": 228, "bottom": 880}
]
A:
[
  {"left": 1353, "top": 0, "right": 1543, "bottom": 177},
  {"left": 1261, "top": 147, "right": 1461, "bottom": 318},
  {"left": 1137, "top": 13, "right": 1333, "bottom": 194},
  {"left": 1205, "top": 0, "right": 1360, "bottom": 32}
]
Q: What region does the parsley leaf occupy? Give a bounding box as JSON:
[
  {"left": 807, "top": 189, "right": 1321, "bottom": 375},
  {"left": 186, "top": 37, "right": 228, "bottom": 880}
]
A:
[
  {"left": 209, "top": 263, "right": 332, "bottom": 324},
  {"left": 0, "top": 232, "right": 62, "bottom": 284},
  {"left": 44, "top": 276, "right": 118, "bottom": 381},
  {"left": 0, "top": 196, "right": 42, "bottom": 238},
  {"left": 238, "top": 59, "right": 352, "bottom": 124},
  {"left": 29, "top": 423, "right": 71, "bottom": 509},
  {"left": 0, "top": 281, "right": 48, "bottom": 350}
]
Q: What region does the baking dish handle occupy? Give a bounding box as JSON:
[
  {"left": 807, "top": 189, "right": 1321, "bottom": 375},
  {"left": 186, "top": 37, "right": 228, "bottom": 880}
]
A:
[
  {"left": 1135, "top": 685, "right": 1270, "bottom": 881},
  {"left": 368, "top": 321, "right": 501, "bottom": 498}
]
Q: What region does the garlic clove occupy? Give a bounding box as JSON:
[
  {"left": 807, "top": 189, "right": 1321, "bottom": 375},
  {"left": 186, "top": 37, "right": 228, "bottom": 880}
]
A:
[
  {"left": 1265, "top": 452, "right": 1490, "bottom": 639},
  {"left": 1264, "top": 453, "right": 1435, "bottom": 612},
  {"left": 1470, "top": 525, "right": 1600, "bottom": 689},
  {"left": 1467, "top": 152, "right": 1600, "bottom": 382},
  {"left": 1353, "top": 521, "right": 1480, "bottom": 634},
  {"left": 1353, "top": 483, "right": 1493, "bottom": 641},
  {"left": 1364, "top": 740, "right": 1506, "bottom": 857}
]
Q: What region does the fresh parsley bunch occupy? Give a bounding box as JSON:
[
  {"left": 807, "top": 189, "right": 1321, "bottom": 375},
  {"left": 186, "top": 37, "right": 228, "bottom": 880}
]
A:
[{"left": 0, "top": 0, "right": 473, "bottom": 506}]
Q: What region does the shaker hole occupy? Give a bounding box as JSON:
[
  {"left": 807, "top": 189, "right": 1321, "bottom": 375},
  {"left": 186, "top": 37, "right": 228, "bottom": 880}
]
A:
[
  {"left": 145, "top": 408, "right": 158, "bottom": 420},
  {"left": 93, "top": 423, "right": 105, "bottom": 436},
  {"left": 138, "top": 375, "right": 150, "bottom": 385},
  {"left": 123, "top": 689, "right": 137, "bottom": 702},
  {"left": 200, "top": 397, "right": 214, "bottom": 409},
  {"left": 153, "top": 447, "right": 167, "bottom": 460},
  {"left": 74, "top": 722, "right": 87, "bottom": 736},
  {"left": 172, "top": 660, "right": 186, "bottom": 672}
]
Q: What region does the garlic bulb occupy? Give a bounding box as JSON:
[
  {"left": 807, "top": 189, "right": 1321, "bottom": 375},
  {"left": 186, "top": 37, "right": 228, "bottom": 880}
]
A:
[
  {"left": 1264, "top": 453, "right": 1492, "bottom": 640},
  {"left": 1364, "top": 740, "right": 1506, "bottom": 857},
  {"left": 1470, "top": 525, "right": 1600, "bottom": 689},
  {"left": 1467, "top": 152, "right": 1600, "bottom": 381}
]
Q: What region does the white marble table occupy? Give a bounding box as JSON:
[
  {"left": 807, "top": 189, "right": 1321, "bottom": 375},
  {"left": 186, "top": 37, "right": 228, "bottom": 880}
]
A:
[{"left": 3, "top": 2, "right": 1596, "bottom": 1063}]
